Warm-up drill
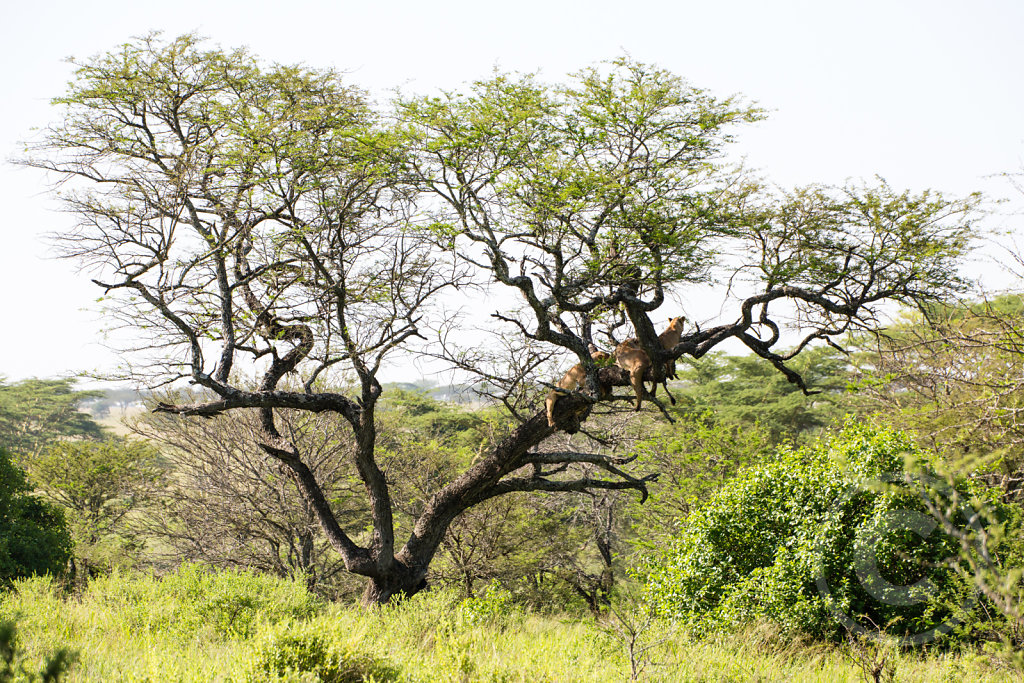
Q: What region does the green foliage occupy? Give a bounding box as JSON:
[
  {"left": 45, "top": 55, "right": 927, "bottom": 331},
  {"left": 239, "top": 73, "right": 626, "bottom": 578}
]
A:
[
  {"left": 669, "top": 346, "right": 858, "bottom": 445},
  {"left": 28, "top": 438, "right": 161, "bottom": 574},
  {"left": 0, "top": 449, "right": 71, "bottom": 586},
  {"left": 380, "top": 389, "right": 485, "bottom": 449},
  {"left": 242, "top": 620, "right": 398, "bottom": 682},
  {"left": 738, "top": 181, "right": 978, "bottom": 301},
  {"left": 0, "top": 619, "right": 76, "bottom": 682},
  {"left": 402, "top": 54, "right": 978, "bottom": 334},
  {"left": 0, "top": 379, "right": 103, "bottom": 458},
  {"left": 399, "top": 58, "right": 766, "bottom": 294},
  {"left": 454, "top": 581, "right": 522, "bottom": 629},
  {"left": 629, "top": 412, "right": 774, "bottom": 536},
  {"left": 87, "top": 564, "right": 319, "bottom": 640},
  {"left": 853, "top": 294, "right": 1024, "bottom": 502},
  {"left": 640, "top": 420, "right": 1013, "bottom": 644}
]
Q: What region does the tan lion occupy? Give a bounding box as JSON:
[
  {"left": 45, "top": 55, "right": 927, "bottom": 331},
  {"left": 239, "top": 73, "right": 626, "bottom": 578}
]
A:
[
  {"left": 615, "top": 316, "right": 686, "bottom": 410},
  {"left": 659, "top": 316, "right": 686, "bottom": 381},
  {"left": 546, "top": 349, "right": 613, "bottom": 427},
  {"left": 614, "top": 338, "right": 651, "bottom": 411}
]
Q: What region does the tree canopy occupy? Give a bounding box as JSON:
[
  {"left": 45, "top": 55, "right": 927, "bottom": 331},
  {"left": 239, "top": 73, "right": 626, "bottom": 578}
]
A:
[
  {"left": 670, "top": 346, "right": 855, "bottom": 443},
  {"left": 22, "top": 34, "right": 982, "bottom": 603},
  {"left": 0, "top": 378, "right": 104, "bottom": 458}
]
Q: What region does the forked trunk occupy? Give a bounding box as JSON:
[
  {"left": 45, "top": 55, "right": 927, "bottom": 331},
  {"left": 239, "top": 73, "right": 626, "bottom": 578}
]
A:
[{"left": 360, "top": 569, "right": 429, "bottom": 607}]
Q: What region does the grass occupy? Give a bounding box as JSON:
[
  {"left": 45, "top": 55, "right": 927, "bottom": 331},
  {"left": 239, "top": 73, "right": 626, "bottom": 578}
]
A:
[{"left": 0, "top": 567, "right": 1020, "bottom": 682}]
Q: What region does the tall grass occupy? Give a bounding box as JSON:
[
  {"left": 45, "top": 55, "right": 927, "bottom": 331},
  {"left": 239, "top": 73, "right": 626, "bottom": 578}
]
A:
[{"left": 0, "top": 568, "right": 1019, "bottom": 681}]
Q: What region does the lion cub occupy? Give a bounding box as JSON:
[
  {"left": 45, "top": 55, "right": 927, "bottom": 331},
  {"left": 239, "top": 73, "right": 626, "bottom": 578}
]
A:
[
  {"left": 546, "top": 349, "right": 613, "bottom": 427},
  {"left": 614, "top": 316, "right": 686, "bottom": 411}
]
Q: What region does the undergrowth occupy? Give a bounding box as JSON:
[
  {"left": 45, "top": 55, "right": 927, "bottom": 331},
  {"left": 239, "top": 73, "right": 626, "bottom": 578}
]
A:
[{"left": 0, "top": 567, "right": 1019, "bottom": 681}]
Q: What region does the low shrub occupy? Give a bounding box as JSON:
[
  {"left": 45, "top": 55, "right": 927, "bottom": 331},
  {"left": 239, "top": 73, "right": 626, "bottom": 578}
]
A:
[
  {"left": 0, "top": 619, "right": 77, "bottom": 682},
  {"left": 85, "top": 563, "right": 318, "bottom": 640},
  {"left": 455, "top": 581, "right": 522, "bottom": 629},
  {"left": 241, "top": 619, "right": 398, "bottom": 682}
]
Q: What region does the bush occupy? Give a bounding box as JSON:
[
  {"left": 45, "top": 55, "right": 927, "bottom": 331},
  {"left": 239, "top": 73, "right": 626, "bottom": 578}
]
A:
[
  {"left": 640, "top": 420, "right": 1013, "bottom": 644},
  {"left": 456, "top": 581, "right": 522, "bottom": 629},
  {"left": 28, "top": 438, "right": 161, "bottom": 576},
  {"left": 0, "top": 448, "right": 71, "bottom": 586},
  {"left": 0, "top": 619, "right": 77, "bottom": 682},
  {"left": 242, "top": 619, "right": 398, "bottom": 682},
  {"left": 85, "top": 564, "right": 319, "bottom": 640}
]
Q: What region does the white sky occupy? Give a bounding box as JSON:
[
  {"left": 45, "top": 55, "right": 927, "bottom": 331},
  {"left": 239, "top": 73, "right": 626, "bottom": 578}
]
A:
[{"left": 2, "top": 0, "right": 1023, "bottom": 385}]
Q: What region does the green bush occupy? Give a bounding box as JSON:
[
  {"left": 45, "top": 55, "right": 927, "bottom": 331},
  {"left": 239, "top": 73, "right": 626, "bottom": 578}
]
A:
[
  {"left": 0, "top": 448, "right": 72, "bottom": 586},
  {"left": 456, "top": 581, "right": 522, "bottom": 629},
  {"left": 0, "top": 619, "right": 77, "bottom": 682},
  {"left": 640, "top": 420, "right": 1013, "bottom": 644},
  {"left": 242, "top": 619, "right": 398, "bottom": 682},
  {"left": 86, "top": 564, "right": 319, "bottom": 640},
  {"left": 28, "top": 438, "right": 161, "bottom": 576}
]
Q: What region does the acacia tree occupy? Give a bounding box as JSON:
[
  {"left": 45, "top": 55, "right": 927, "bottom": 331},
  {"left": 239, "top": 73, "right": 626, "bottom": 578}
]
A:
[
  {"left": 25, "top": 35, "right": 980, "bottom": 603},
  {"left": 0, "top": 378, "right": 104, "bottom": 458}
]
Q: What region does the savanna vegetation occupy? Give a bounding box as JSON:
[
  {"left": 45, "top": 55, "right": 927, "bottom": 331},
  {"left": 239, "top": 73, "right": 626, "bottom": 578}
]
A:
[{"left": 2, "top": 32, "right": 1023, "bottom": 681}]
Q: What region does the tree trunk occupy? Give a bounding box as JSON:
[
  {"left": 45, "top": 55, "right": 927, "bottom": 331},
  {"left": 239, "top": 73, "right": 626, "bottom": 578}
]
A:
[{"left": 360, "top": 567, "right": 429, "bottom": 607}]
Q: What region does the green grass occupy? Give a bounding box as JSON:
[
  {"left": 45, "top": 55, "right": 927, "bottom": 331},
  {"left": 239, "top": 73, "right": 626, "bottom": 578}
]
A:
[{"left": 0, "top": 567, "right": 1020, "bottom": 682}]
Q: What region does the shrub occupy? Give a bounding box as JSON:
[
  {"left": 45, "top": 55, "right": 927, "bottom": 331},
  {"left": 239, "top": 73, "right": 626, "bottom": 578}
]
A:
[
  {"left": 0, "top": 448, "right": 72, "bottom": 586},
  {"left": 28, "top": 438, "right": 161, "bottom": 576},
  {"left": 0, "top": 619, "right": 77, "bottom": 682},
  {"left": 85, "top": 564, "right": 319, "bottom": 640},
  {"left": 242, "top": 619, "right": 398, "bottom": 682},
  {"left": 456, "top": 581, "right": 522, "bottom": 629},
  {"left": 640, "top": 420, "right": 1013, "bottom": 644}
]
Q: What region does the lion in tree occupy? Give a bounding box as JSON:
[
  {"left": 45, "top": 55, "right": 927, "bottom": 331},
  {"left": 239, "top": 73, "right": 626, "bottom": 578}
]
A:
[{"left": 614, "top": 316, "right": 686, "bottom": 411}]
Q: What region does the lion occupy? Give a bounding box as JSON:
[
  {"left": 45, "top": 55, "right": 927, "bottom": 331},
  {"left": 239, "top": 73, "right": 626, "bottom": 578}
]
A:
[
  {"left": 613, "top": 338, "right": 651, "bottom": 411},
  {"left": 546, "top": 348, "right": 613, "bottom": 427},
  {"left": 614, "top": 316, "right": 686, "bottom": 410},
  {"left": 659, "top": 316, "right": 686, "bottom": 381}
]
